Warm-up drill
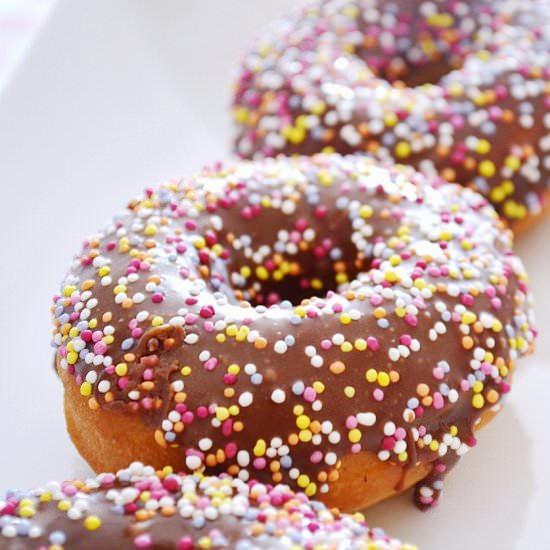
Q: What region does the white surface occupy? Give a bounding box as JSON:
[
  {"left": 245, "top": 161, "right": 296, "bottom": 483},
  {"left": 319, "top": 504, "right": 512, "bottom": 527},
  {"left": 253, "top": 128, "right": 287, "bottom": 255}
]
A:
[{"left": 0, "top": 2, "right": 548, "bottom": 549}]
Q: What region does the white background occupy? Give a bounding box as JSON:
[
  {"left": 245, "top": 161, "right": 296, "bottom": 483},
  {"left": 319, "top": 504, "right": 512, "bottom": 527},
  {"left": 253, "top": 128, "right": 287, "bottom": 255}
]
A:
[{"left": 0, "top": 2, "right": 548, "bottom": 548}]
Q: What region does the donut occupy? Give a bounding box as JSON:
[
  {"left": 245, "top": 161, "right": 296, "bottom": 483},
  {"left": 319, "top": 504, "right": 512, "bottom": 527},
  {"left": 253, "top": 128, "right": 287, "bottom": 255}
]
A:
[
  {"left": 232, "top": 0, "right": 550, "bottom": 230},
  {"left": 51, "top": 154, "right": 535, "bottom": 512},
  {"left": 0, "top": 462, "right": 416, "bottom": 549}
]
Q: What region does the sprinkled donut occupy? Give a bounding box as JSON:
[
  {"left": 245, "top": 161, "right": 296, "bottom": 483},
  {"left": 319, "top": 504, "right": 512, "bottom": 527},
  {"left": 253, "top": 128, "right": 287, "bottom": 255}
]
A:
[
  {"left": 232, "top": 0, "right": 550, "bottom": 229},
  {"left": 52, "top": 154, "right": 535, "bottom": 512},
  {"left": 0, "top": 462, "right": 416, "bottom": 549}
]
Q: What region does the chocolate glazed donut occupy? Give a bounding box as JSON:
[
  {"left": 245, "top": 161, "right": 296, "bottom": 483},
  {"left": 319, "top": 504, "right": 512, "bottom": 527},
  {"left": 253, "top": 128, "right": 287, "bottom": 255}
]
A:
[
  {"left": 0, "top": 463, "right": 416, "bottom": 549},
  {"left": 52, "top": 154, "right": 535, "bottom": 512},
  {"left": 232, "top": 0, "right": 550, "bottom": 230}
]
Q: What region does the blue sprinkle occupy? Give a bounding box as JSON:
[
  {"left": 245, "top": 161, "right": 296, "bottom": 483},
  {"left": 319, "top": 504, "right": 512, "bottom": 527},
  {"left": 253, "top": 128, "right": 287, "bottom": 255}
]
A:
[
  {"left": 250, "top": 373, "right": 263, "bottom": 385},
  {"left": 280, "top": 456, "right": 292, "bottom": 469},
  {"left": 49, "top": 531, "right": 67, "bottom": 545},
  {"left": 121, "top": 338, "right": 135, "bottom": 350},
  {"left": 192, "top": 516, "right": 206, "bottom": 529}
]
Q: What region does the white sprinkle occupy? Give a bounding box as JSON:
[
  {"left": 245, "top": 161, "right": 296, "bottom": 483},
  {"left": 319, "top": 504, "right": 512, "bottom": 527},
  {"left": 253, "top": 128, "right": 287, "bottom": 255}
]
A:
[{"left": 271, "top": 389, "right": 286, "bottom": 404}]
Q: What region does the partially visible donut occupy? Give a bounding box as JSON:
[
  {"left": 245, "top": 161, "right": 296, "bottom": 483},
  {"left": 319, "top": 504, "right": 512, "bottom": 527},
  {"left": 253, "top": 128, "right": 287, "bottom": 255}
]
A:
[
  {"left": 52, "top": 154, "right": 535, "bottom": 512},
  {"left": 232, "top": 0, "right": 550, "bottom": 230},
  {"left": 0, "top": 462, "right": 416, "bottom": 549}
]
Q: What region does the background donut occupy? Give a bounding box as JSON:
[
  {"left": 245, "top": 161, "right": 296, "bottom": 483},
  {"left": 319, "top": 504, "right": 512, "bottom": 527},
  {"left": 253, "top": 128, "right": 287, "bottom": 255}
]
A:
[
  {"left": 232, "top": 0, "right": 550, "bottom": 230},
  {"left": 52, "top": 154, "right": 535, "bottom": 512}
]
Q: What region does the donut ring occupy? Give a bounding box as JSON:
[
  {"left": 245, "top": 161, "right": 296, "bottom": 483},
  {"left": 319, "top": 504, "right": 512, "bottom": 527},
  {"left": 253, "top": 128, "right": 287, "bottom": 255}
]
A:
[
  {"left": 232, "top": 0, "right": 550, "bottom": 229},
  {"left": 52, "top": 154, "right": 535, "bottom": 512},
  {"left": 0, "top": 463, "right": 416, "bottom": 549}
]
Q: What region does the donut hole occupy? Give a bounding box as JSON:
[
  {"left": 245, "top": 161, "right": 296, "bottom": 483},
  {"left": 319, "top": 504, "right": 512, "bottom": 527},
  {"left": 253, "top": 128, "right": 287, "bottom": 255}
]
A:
[
  {"left": 232, "top": 246, "right": 367, "bottom": 307},
  {"left": 372, "top": 55, "right": 458, "bottom": 87},
  {"left": 224, "top": 213, "right": 368, "bottom": 307}
]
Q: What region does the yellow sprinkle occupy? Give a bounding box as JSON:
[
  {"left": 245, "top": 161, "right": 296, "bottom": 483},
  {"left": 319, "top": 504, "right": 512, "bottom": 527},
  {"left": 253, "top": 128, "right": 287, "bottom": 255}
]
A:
[
  {"left": 359, "top": 204, "right": 373, "bottom": 219},
  {"left": 84, "top": 516, "right": 102, "bottom": 531},
  {"left": 344, "top": 386, "right": 356, "bottom": 398},
  {"left": 115, "top": 362, "right": 128, "bottom": 376},
  {"left": 98, "top": 266, "right": 110, "bottom": 277},
  {"left": 151, "top": 316, "right": 164, "bottom": 327},
  {"left": 305, "top": 483, "right": 317, "bottom": 497},
  {"left": 80, "top": 382, "right": 92, "bottom": 397},
  {"left": 67, "top": 351, "right": 79, "bottom": 365},
  {"left": 253, "top": 439, "right": 266, "bottom": 457},
  {"left": 348, "top": 428, "right": 362, "bottom": 443},
  {"left": 144, "top": 224, "right": 158, "bottom": 236},
  {"left": 63, "top": 285, "right": 77, "bottom": 297},
  {"left": 312, "top": 381, "right": 325, "bottom": 394},
  {"left": 461, "top": 312, "right": 477, "bottom": 325},
  {"left": 227, "top": 364, "right": 240, "bottom": 375},
  {"left": 354, "top": 338, "right": 367, "bottom": 351},
  {"left": 427, "top": 12, "right": 454, "bottom": 27},
  {"left": 256, "top": 266, "right": 269, "bottom": 280},
  {"left": 340, "top": 341, "right": 353, "bottom": 352},
  {"left": 504, "top": 155, "right": 520, "bottom": 171},
  {"left": 366, "top": 369, "right": 377, "bottom": 383},
  {"left": 19, "top": 505, "right": 35, "bottom": 518},
  {"left": 472, "top": 381, "right": 484, "bottom": 394},
  {"left": 377, "top": 372, "right": 390, "bottom": 387},
  {"left": 339, "top": 313, "right": 351, "bottom": 325},
  {"left": 215, "top": 407, "right": 230, "bottom": 421},
  {"left": 395, "top": 141, "right": 412, "bottom": 158},
  {"left": 479, "top": 160, "right": 496, "bottom": 178},
  {"left": 296, "top": 415, "right": 311, "bottom": 430},
  {"left": 57, "top": 500, "right": 71, "bottom": 512},
  {"left": 317, "top": 170, "right": 333, "bottom": 186},
  {"left": 472, "top": 394, "right": 485, "bottom": 409},
  {"left": 233, "top": 106, "right": 248, "bottom": 123},
  {"left": 475, "top": 139, "right": 491, "bottom": 154},
  {"left": 297, "top": 474, "right": 310, "bottom": 489}
]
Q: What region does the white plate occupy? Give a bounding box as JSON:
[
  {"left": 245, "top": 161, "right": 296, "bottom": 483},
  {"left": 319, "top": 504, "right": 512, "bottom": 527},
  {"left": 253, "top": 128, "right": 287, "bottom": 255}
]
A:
[{"left": 0, "top": 2, "right": 548, "bottom": 549}]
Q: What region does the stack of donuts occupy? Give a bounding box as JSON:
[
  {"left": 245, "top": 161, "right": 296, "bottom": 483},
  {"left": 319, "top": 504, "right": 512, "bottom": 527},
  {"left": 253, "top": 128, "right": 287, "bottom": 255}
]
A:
[{"left": 2, "top": 0, "right": 544, "bottom": 548}]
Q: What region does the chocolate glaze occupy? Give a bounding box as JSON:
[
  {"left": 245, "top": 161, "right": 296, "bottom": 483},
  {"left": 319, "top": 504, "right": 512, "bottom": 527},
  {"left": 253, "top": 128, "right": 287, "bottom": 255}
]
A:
[
  {"left": 232, "top": 0, "right": 550, "bottom": 226},
  {"left": 52, "top": 154, "right": 535, "bottom": 509}
]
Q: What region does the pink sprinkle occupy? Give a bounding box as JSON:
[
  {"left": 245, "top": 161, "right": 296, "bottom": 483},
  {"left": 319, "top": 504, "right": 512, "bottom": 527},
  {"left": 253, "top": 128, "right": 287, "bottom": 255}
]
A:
[
  {"left": 367, "top": 337, "right": 380, "bottom": 351},
  {"left": 196, "top": 406, "right": 209, "bottom": 419},
  {"left": 432, "top": 392, "right": 444, "bottom": 410},
  {"left": 203, "top": 357, "right": 218, "bottom": 371},
  {"left": 151, "top": 293, "right": 164, "bottom": 304},
  {"left": 432, "top": 367, "right": 445, "bottom": 380},
  {"left": 253, "top": 457, "right": 267, "bottom": 470},
  {"left": 225, "top": 442, "right": 237, "bottom": 459},
  {"left": 345, "top": 416, "right": 357, "bottom": 429},
  {"left": 373, "top": 388, "right": 384, "bottom": 401},
  {"left": 199, "top": 305, "right": 215, "bottom": 318},
  {"left": 134, "top": 534, "right": 152, "bottom": 549},
  {"left": 320, "top": 339, "right": 332, "bottom": 350},
  {"left": 310, "top": 451, "right": 323, "bottom": 464},
  {"left": 404, "top": 313, "right": 416, "bottom": 327},
  {"left": 303, "top": 387, "right": 317, "bottom": 403},
  {"left": 394, "top": 427, "right": 407, "bottom": 440}
]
